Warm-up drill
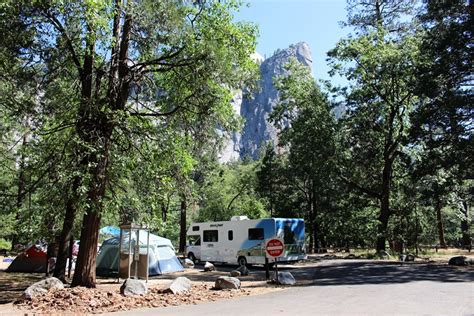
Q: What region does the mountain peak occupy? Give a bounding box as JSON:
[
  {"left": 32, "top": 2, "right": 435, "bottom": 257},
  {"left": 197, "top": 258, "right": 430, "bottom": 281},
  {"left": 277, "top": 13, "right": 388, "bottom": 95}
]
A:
[{"left": 219, "top": 43, "right": 313, "bottom": 162}]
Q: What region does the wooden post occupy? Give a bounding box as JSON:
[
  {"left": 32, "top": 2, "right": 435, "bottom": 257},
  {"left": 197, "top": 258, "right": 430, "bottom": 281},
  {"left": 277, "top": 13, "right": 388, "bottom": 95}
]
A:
[
  {"left": 274, "top": 258, "right": 278, "bottom": 283},
  {"left": 265, "top": 257, "right": 270, "bottom": 280}
]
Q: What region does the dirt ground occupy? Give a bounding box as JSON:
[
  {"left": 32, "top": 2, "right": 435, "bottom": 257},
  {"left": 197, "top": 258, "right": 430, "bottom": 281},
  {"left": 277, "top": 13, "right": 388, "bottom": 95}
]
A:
[
  {"left": 0, "top": 250, "right": 472, "bottom": 315},
  {"left": 0, "top": 260, "right": 285, "bottom": 315}
]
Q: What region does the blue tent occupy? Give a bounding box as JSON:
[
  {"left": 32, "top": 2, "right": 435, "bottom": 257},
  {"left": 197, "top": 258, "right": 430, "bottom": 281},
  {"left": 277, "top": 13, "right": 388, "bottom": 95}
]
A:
[
  {"left": 96, "top": 233, "right": 183, "bottom": 277},
  {"left": 99, "top": 226, "right": 120, "bottom": 236}
]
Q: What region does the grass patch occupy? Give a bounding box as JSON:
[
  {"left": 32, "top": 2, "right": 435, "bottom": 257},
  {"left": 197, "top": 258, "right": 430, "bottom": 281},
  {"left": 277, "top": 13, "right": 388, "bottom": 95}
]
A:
[{"left": 0, "top": 238, "right": 11, "bottom": 250}]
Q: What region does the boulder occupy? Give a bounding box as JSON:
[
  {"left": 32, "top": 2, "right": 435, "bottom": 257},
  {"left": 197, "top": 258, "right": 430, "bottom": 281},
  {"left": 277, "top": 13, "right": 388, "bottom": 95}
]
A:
[
  {"left": 120, "top": 278, "right": 147, "bottom": 296},
  {"left": 236, "top": 265, "right": 249, "bottom": 276},
  {"left": 272, "top": 271, "right": 296, "bottom": 286},
  {"left": 215, "top": 276, "right": 240, "bottom": 290},
  {"left": 162, "top": 277, "right": 191, "bottom": 294},
  {"left": 184, "top": 258, "right": 195, "bottom": 268},
  {"left": 448, "top": 256, "right": 473, "bottom": 266},
  {"left": 229, "top": 270, "right": 241, "bottom": 277},
  {"left": 23, "top": 277, "right": 64, "bottom": 300},
  {"left": 399, "top": 253, "right": 415, "bottom": 262},
  {"left": 377, "top": 250, "right": 390, "bottom": 259},
  {"left": 204, "top": 261, "right": 215, "bottom": 272},
  {"left": 406, "top": 254, "right": 415, "bottom": 261}
]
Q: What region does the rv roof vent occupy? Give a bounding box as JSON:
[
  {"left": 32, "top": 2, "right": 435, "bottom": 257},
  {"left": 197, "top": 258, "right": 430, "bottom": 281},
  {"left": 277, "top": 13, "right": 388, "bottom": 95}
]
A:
[{"left": 231, "top": 216, "right": 249, "bottom": 221}]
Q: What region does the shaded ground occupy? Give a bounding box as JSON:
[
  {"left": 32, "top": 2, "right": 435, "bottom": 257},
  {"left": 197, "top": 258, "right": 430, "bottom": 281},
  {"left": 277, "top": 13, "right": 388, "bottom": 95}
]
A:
[
  {"left": 1, "top": 254, "right": 473, "bottom": 314},
  {"left": 0, "top": 272, "right": 44, "bottom": 304},
  {"left": 289, "top": 259, "right": 474, "bottom": 286},
  {"left": 107, "top": 258, "right": 474, "bottom": 316}
]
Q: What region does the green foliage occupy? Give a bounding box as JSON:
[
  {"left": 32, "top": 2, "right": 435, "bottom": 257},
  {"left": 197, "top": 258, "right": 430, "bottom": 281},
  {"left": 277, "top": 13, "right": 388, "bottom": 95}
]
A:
[
  {"left": 0, "top": 0, "right": 470, "bottom": 259},
  {"left": 197, "top": 161, "right": 269, "bottom": 222},
  {"left": 0, "top": 238, "right": 11, "bottom": 250}
]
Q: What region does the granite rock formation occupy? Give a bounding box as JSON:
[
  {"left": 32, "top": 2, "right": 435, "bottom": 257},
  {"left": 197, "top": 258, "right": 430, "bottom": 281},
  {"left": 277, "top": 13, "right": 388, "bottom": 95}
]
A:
[{"left": 219, "top": 42, "right": 313, "bottom": 162}]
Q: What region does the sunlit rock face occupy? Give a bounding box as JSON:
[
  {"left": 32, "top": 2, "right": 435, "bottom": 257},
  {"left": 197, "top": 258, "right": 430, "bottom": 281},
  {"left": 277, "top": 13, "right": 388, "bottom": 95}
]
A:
[
  {"left": 218, "top": 90, "right": 243, "bottom": 162},
  {"left": 219, "top": 42, "right": 313, "bottom": 163}
]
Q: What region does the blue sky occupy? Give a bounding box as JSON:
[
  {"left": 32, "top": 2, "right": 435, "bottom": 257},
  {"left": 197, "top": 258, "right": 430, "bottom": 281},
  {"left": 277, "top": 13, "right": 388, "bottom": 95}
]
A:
[{"left": 235, "top": 0, "right": 350, "bottom": 85}]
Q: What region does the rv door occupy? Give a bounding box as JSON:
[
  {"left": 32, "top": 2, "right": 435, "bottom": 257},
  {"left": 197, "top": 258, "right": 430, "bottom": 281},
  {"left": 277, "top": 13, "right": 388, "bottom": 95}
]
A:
[
  {"left": 186, "top": 235, "right": 201, "bottom": 261},
  {"left": 201, "top": 229, "right": 219, "bottom": 261}
]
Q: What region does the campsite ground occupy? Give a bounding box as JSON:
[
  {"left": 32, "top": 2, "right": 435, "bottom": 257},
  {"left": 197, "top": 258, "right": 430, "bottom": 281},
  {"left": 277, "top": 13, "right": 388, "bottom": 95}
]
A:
[{"left": 0, "top": 251, "right": 473, "bottom": 315}]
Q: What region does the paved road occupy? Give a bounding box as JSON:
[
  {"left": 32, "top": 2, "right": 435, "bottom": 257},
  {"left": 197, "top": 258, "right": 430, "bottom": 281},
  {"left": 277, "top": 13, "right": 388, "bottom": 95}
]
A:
[{"left": 107, "top": 260, "right": 474, "bottom": 316}]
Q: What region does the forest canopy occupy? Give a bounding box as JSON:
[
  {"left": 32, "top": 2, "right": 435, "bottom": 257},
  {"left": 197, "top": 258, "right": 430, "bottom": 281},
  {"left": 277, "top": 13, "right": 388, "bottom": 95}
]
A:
[{"left": 0, "top": 0, "right": 472, "bottom": 287}]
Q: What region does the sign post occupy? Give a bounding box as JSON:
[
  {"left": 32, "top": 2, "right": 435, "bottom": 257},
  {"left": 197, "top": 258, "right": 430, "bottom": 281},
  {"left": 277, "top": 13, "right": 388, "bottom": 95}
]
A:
[{"left": 265, "top": 238, "right": 284, "bottom": 283}]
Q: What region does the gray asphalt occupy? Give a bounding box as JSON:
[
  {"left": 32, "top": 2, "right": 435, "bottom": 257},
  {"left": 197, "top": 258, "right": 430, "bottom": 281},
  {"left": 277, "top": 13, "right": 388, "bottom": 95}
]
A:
[{"left": 107, "top": 260, "right": 474, "bottom": 316}]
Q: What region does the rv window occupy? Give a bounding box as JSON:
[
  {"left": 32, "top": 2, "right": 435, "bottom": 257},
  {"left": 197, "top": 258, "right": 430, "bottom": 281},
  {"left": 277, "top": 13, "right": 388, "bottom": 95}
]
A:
[
  {"left": 203, "top": 230, "right": 218, "bottom": 242},
  {"left": 189, "top": 235, "right": 200, "bottom": 246},
  {"left": 228, "top": 230, "right": 233, "bottom": 241},
  {"left": 284, "top": 225, "right": 296, "bottom": 244},
  {"left": 248, "top": 228, "right": 264, "bottom": 240},
  {"left": 192, "top": 226, "right": 199, "bottom": 231}
]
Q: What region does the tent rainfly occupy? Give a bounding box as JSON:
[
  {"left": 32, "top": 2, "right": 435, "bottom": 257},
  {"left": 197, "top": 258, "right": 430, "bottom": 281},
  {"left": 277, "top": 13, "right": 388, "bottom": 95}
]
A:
[{"left": 96, "top": 233, "right": 183, "bottom": 277}]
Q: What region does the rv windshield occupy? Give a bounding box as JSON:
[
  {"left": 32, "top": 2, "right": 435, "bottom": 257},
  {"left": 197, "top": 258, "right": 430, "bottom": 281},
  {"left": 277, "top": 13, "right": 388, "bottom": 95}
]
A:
[{"left": 188, "top": 236, "right": 200, "bottom": 246}]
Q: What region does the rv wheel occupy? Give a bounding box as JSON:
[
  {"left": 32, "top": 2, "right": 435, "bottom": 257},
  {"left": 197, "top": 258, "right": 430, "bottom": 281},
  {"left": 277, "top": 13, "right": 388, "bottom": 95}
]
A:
[
  {"left": 237, "top": 256, "right": 247, "bottom": 267},
  {"left": 188, "top": 252, "right": 197, "bottom": 263}
]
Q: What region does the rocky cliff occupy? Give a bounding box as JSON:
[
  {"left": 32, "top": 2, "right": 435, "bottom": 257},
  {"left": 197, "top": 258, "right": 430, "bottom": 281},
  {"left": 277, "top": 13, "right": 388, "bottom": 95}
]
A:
[{"left": 219, "top": 42, "right": 313, "bottom": 162}]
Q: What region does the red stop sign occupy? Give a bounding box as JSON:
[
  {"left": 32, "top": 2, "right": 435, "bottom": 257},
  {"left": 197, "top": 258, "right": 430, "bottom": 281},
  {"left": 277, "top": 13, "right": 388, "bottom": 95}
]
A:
[{"left": 265, "top": 238, "right": 284, "bottom": 258}]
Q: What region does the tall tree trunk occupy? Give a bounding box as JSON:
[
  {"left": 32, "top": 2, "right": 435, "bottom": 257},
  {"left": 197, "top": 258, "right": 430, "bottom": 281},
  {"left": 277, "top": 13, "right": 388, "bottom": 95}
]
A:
[
  {"left": 460, "top": 201, "right": 470, "bottom": 249},
  {"left": 161, "top": 204, "right": 167, "bottom": 223},
  {"left": 72, "top": 129, "right": 111, "bottom": 287},
  {"left": 376, "top": 157, "right": 393, "bottom": 252},
  {"left": 179, "top": 196, "right": 187, "bottom": 253},
  {"left": 11, "top": 134, "right": 27, "bottom": 250},
  {"left": 71, "top": 30, "right": 100, "bottom": 287},
  {"left": 54, "top": 176, "right": 80, "bottom": 281},
  {"left": 307, "top": 188, "right": 314, "bottom": 253},
  {"left": 72, "top": 210, "right": 101, "bottom": 287},
  {"left": 311, "top": 186, "right": 319, "bottom": 253},
  {"left": 435, "top": 195, "right": 447, "bottom": 248},
  {"left": 72, "top": 9, "right": 131, "bottom": 286}
]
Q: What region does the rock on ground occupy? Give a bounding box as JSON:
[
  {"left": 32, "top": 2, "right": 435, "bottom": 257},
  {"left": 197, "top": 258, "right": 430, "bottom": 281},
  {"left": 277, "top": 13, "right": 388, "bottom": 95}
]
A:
[
  {"left": 448, "top": 256, "right": 473, "bottom": 266},
  {"left": 184, "top": 258, "right": 195, "bottom": 268},
  {"left": 272, "top": 271, "right": 296, "bottom": 286},
  {"left": 236, "top": 265, "right": 249, "bottom": 276},
  {"left": 377, "top": 250, "right": 390, "bottom": 259},
  {"left": 162, "top": 277, "right": 192, "bottom": 294},
  {"left": 120, "top": 278, "right": 147, "bottom": 296},
  {"left": 229, "top": 270, "right": 241, "bottom": 277},
  {"left": 399, "top": 254, "right": 415, "bottom": 262},
  {"left": 23, "top": 277, "right": 64, "bottom": 300},
  {"left": 204, "top": 262, "right": 215, "bottom": 272},
  {"left": 215, "top": 276, "right": 241, "bottom": 290}
]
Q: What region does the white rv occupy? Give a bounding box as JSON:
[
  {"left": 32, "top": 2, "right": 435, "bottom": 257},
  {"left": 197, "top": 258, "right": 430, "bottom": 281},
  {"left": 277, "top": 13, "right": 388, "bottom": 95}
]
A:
[{"left": 185, "top": 216, "right": 306, "bottom": 266}]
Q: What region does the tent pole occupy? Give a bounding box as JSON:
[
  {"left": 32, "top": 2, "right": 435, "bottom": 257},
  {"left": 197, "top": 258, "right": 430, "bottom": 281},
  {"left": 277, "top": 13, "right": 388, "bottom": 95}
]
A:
[
  {"left": 135, "top": 228, "right": 139, "bottom": 279},
  {"left": 146, "top": 229, "right": 149, "bottom": 283},
  {"left": 118, "top": 228, "right": 123, "bottom": 283},
  {"left": 128, "top": 228, "right": 131, "bottom": 280}
]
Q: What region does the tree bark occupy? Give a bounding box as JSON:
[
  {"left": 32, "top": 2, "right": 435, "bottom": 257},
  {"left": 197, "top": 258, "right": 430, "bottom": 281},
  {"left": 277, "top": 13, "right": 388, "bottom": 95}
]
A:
[
  {"left": 435, "top": 195, "right": 447, "bottom": 248},
  {"left": 11, "top": 134, "right": 27, "bottom": 250},
  {"left": 161, "top": 204, "right": 167, "bottom": 223},
  {"left": 179, "top": 196, "right": 187, "bottom": 253},
  {"left": 72, "top": 9, "right": 131, "bottom": 286},
  {"left": 71, "top": 210, "right": 101, "bottom": 287},
  {"left": 376, "top": 156, "right": 393, "bottom": 252},
  {"left": 460, "top": 201, "right": 470, "bottom": 249},
  {"left": 311, "top": 185, "right": 320, "bottom": 253},
  {"left": 307, "top": 187, "right": 314, "bottom": 253},
  {"left": 54, "top": 176, "right": 80, "bottom": 281},
  {"left": 68, "top": 234, "right": 74, "bottom": 278}
]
